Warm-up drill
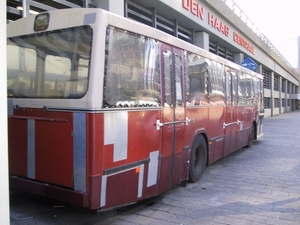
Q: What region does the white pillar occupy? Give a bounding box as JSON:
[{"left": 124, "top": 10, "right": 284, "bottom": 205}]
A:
[
  {"left": 284, "top": 79, "right": 288, "bottom": 112},
  {"left": 194, "top": 31, "right": 209, "bottom": 51},
  {"left": 22, "top": 0, "right": 30, "bottom": 17},
  {"left": 279, "top": 77, "right": 282, "bottom": 113},
  {"left": 234, "top": 52, "right": 244, "bottom": 65},
  {"left": 0, "top": 0, "right": 10, "bottom": 224},
  {"left": 94, "top": 0, "right": 125, "bottom": 16},
  {"left": 270, "top": 72, "right": 274, "bottom": 116}
]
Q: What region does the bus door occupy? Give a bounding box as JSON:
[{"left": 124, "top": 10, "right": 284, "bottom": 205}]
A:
[
  {"left": 223, "top": 68, "right": 238, "bottom": 155},
  {"left": 223, "top": 67, "right": 233, "bottom": 156},
  {"left": 157, "top": 45, "right": 189, "bottom": 194},
  {"left": 236, "top": 71, "right": 247, "bottom": 149},
  {"left": 231, "top": 70, "right": 239, "bottom": 153}
]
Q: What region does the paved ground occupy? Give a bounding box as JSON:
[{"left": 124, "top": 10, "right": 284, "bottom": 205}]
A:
[{"left": 10, "top": 111, "right": 300, "bottom": 225}]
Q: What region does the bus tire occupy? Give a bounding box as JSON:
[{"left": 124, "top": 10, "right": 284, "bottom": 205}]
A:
[
  {"left": 189, "top": 135, "right": 207, "bottom": 183},
  {"left": 246, "top": 124, "right": 255, "bottom": 148}
]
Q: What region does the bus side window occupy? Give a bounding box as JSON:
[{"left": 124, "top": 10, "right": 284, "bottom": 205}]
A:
[
  {"left": 103, "top": 27, "right": 161, "bottom": 108},
  {"left": 238, "top": 72, "right": 246, "bottom": 105},
  {"left": 185, "top": 52, "right": 208, "bottom": 106},
  {"left": 208, "top": 60, "right": 225, "bottom": 106},
  {"left": 225, "top": 67, "right": 232, "bottom": 106},
  {"left": 231, "top": 70, "right": 238, "bottom": 106},
  {"left": 175, "top": 53, "right": 183, "bottom": 106}
]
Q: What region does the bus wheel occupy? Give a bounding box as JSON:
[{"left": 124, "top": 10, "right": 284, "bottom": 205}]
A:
[
  {"left": 189, "top": 135, "right": 207, "bottom": 183},
  {"left": 246, "top": 124, "right": 255, "bottom": 148}
]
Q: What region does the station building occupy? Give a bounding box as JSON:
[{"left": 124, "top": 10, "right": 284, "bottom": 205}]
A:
[{"left": 7, "top": 0, "right": 300, "bottom": 118}]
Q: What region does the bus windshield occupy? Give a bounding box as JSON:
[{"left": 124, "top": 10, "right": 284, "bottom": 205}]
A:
[{"left": 7, "top": 26, "right": 92, "bottom": 99}]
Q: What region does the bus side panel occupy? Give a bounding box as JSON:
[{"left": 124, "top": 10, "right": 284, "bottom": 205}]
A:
[
  {"left": 35, "top": 116, "right": 73, "bottom": 188},
  {"left": 158, "top": 107, "right": 173, "bottom": 194},
  {"left": 8, "top": 118, "right": 28, "bottom": 177},
  {"left": 86, "top": 113, "right": 103, "bottom": 209},
  {"left": 223, "top": 105, "right": 232, "bottom": 157},
  {"left": 208, "top": 106, "right": 225, "bottom": 163},
  {"left": 100, "top": 110, "right": 161, "bottom": 209},
  {"left": 171, "top": 150, "right": 190, "bottom": 185},
  {"left": 185, "top": 107, "right": 209, "bottom": 157},
  {"left": 141, "top": 163, "right": 158, "bottom": 197},
  {"left": 105, "top": 169, "right": 140, "bottom": 209},
  {"left": 243, "top": 106, "right": 254, "bottom": 143},
  {"left": 230, "top": 106, "right": 237, "bottom": 152},
  {"left": 9, "top": 109, "right": 74, "bottom": 188},
  {"left": 236, "top": 105, "right": 248, "bottom": 149},
  {"left": 102, "top": 110, "right": 161, "bottom": 169},
  {"left": 128, "top": 110, "right": 161, "bottom": 162},
  {"left": 172, "top": 106, "right": 188, "bottom": 186}
]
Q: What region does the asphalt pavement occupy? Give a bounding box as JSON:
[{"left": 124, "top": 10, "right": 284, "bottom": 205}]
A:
[{"left": 10, "top": 110, "right": 300, "bottom": 225}]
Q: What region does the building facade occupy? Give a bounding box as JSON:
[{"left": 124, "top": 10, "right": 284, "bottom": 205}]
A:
[{"left": 7, "top": 0, "right": 300, "bottom": 118}]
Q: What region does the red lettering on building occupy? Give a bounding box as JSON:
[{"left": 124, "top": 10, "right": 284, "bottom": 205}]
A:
[
  {"left": 208, "top": 12, "right": 229, "bottom": 37},
  {"left": 233, "top": 32, "right": 255, "bottom": 54},
  {"left": 208, "top": 11, "right": 214, "bottom": 25},
  {"left": 191, "top": 0, "right": 197, "bottom": 15},
  {"left": 182, "top": 0, "right": 204, "bottom": 20}
]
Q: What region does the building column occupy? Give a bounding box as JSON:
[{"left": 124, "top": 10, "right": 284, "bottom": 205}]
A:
[
  {"left": 234, "top": 52, "right": 244, "bottom": 65},
  {"left": 95, "top": 0, "right": 125, "bottom": 16},
  {"left": 291, "top": 83, "right": 295, "bottom": 111},
  {"left": 292, "top": 84, "right": 295, "bottom": 111},
  {"left": 285, "top": 80, "right": 288, "bottom": 112},
  {"left": 296, "top": 85, "right": 300, "bottom": 110},
  {"left": 256, "top": 64, "right": 263, "bottom": 74},
  {"left": 279, "top": 77, "right": 282, "bottom": 114},
  {"left": 270, "top": 72, "right": 274, "bottom": 116},
  {"left": 22, "top": 0, "right": 30, "bottom": 17},
  {"left": 256, "top": 64, "right": 265, "bottom": 111},
  {"left": 194, "top": 31, "right": 209, "bottom": 51},
  {"left": 289, "top": 82, "right": 292, "bottom": 111},
  {"left": 83, "top": 0, "right": 89, "bottom": 8}
]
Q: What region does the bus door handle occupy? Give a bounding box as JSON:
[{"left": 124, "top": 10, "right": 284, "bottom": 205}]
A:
[
  {"left": 222, "top": 120, "right": 243, "bottom": 129},
  {"left": 156, "top": 117, "right": 195, "bottom": 130}
]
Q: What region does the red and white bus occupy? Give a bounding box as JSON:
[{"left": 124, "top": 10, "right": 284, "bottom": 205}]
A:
[{"left": 7, "top": 8, "right": 263, "bottom": 210}]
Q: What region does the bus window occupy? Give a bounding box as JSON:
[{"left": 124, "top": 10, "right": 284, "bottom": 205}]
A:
[
  {"left": 231, "top": 70, "right": 238, "bottom": 106},
  {"left": 163, "top": 50, "right": 172, "bottom": 107},
  {"left": 77, "top": 58, "right": 89, "bottom": 94},
  {"left": 174, "top": 53, "right": 183, "bottom": 106},
  {"left": 64, "top": 58, "right": 89, "bottom": 98},
  {"left": 225, "top": 67, "right": 232, "bottom": 106},
  {"left": 7, "top": 45, "right": 36, "bottom": 97},
  {"left": 44, "top": 55, "right": 71, "bottom": 97},
  {"left": 238, "top": 72, "right": 246, "bottom": 105},
  {"left": 245, "top": 74, "right": 254, "bottom": 105},
  {"left": 7, "top": 26, "right": 92, "bottom": 99},
  {"left": 185, "top": 52, "right": 208, "bottom": 106},
  {"left": 103, "top": 27, "right": 161, "bottom": 108},
  {"left": 209, "top": 60, "right": 225, "bottom": 106}
]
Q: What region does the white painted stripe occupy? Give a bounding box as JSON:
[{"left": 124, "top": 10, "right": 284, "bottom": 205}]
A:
[
  {"left": 27, "top": 119, "right": 35, "bottom": 179},
  {"left": 100, "top": 175, "right": 107, "bottom": 207},
  {"left": 73, "top": 112, "right": 86, "bottom": 192},
  {"left": 138, "top": 164, "right": 144, "bottom": 198},
  {"left": 7, "top": 100, "right": 13, "bottom": 116},
  {"left": 104, "top": 112, "right": 128, "bottom": 162},
  {"left": 147, "top": 151, "right": 159, "bottom": 187}
]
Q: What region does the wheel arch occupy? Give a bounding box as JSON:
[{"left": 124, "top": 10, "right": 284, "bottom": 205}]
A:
[
  {"left": 189, "top": 128, "right": 209, "bottom": 166},
  {"left": 252, "top": 119, "right": 257, "bottom": 140}
]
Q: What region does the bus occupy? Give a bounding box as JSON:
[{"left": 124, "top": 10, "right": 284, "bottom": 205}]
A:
[{"left": 7, "top": 8, "right": 263, "bottom": 211}]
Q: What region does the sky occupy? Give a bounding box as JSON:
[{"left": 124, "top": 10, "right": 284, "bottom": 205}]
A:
[{"left": 232, "top": 0, "right": 300, "bottom": 68}]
